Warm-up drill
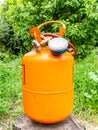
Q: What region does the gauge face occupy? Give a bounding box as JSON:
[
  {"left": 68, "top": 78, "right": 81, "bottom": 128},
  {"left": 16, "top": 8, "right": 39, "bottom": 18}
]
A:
[{"left": 48, "top": 38, "right": 68, "bottom": 52}]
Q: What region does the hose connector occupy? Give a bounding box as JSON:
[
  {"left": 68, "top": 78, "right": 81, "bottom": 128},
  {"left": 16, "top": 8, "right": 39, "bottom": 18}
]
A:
[{"left": 32, "top": 40, "right": 41, "bottom": 52}]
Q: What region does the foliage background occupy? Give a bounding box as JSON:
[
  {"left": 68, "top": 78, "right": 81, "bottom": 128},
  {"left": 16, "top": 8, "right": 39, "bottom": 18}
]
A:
[{"left": 0, "top": 0, "right": 98, "bottom": 57}]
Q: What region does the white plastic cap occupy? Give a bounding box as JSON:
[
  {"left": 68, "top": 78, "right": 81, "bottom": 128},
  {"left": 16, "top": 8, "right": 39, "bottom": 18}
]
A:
[{"left": 48, "top": 38, "right": 68, "bottom": 52}]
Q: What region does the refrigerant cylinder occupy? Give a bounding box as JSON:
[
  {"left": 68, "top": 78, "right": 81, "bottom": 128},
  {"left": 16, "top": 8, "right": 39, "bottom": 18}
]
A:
[{"left": 22, "top": 21, "right": 76, "bottom": 124}]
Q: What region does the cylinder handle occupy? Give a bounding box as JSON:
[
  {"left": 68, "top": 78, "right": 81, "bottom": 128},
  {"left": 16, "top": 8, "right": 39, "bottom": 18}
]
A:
[{"left": 29, "top": 21, "right": 66, "bottom": 43}]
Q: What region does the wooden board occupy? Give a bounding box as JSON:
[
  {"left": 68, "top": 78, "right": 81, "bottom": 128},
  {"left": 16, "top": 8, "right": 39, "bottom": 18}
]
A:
[{"left": 13, "top": 114, "right": 85, "bottom": 130}]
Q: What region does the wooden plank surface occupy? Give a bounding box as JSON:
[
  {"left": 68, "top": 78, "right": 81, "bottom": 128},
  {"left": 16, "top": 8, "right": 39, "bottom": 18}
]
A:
[{"left": 13, "top": 114, "right": 85, "bottom": 130}]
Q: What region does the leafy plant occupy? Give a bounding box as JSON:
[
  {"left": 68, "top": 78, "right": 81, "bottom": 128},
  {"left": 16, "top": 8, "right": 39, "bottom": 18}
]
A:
[{"left": 0, "top": 0, "right": 98, "bottom": 57}]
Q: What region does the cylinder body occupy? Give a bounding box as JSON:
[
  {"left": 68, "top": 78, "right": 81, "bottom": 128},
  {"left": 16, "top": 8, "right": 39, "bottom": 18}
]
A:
[{"left": 22, "top": 48, "right": 74, "bottom": 124}]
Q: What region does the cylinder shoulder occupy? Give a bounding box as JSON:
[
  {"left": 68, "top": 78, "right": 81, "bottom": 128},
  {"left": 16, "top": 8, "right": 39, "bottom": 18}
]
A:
[{"left": 22, "top": 49, "right": 74, "bottom": 62}]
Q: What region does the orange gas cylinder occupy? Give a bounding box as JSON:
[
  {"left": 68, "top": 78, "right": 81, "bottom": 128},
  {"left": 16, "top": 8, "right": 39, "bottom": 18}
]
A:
[{"left": 22, "top": 21, "right": 76, "bottom": 124}]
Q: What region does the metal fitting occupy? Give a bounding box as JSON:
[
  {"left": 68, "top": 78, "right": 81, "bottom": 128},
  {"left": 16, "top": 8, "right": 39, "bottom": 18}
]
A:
[{"left": 32, "top": 40, "right": 41, "bottom": 52}]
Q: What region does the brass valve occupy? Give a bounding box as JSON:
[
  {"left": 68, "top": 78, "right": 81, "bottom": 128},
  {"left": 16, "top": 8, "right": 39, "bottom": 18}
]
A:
[{"left": 40, "top": 35, "right": 52, "bottom": 46}]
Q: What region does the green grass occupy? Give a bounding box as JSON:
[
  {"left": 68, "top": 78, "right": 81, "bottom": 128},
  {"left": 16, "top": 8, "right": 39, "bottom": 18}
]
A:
[
  {"left": 0, "top": 48, "right": 98, "bottom": 129},
  {"left": 0, "top": 55, "right": 23, "bottom": 129},
  {"left": 74, "top": 48, "right": 98, "bottom": 124}
]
